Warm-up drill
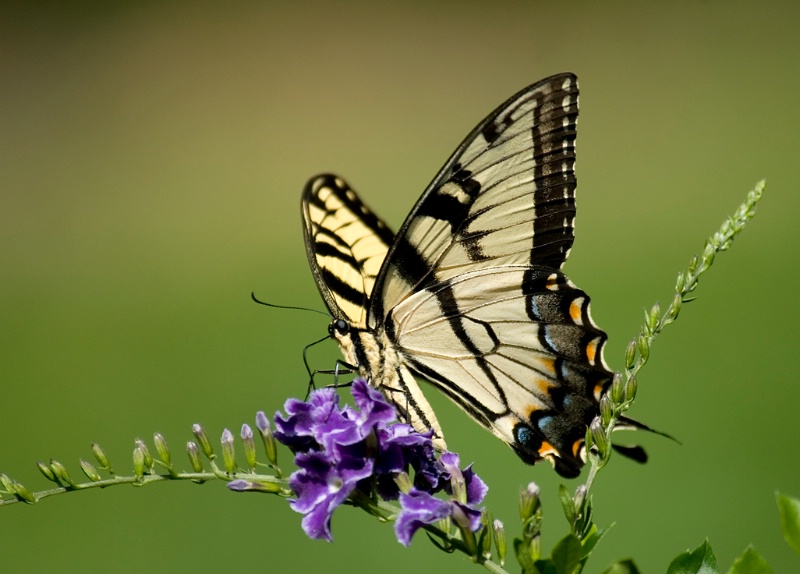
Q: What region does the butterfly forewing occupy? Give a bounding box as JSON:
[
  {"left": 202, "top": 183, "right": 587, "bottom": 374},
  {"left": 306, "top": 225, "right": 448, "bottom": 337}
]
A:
[
  {"left": 302, "top": 175, "right": 394, "bottom": 327},
  {"left": 301, "top": 73, "right": 614, "bottom": 477},
  {"left": 373, "top": 74, "right": 579, "bottom": 325}
]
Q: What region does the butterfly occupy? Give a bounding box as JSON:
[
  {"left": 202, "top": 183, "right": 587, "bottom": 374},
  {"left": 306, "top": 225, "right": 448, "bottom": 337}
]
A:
[{"left": 301, "top": 73, "right": 617, "bottom": 478}]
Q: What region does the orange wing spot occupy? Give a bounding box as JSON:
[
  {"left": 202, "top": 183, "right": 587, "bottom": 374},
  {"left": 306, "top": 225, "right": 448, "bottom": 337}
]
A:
[
  {"left": 538, "top": 441, "right": 557, "bottom": 457},
  {"left": 586, "top": 338, "right": 598, "bottom": 364},
  {"left": 545, "top": 273, "right": 559, "bottom": 290},
  {"left": 571, "top": 438, "right": 584, "bottom": 457},
  {"left": 539, "top": 357, "right": 557, "bottom": 376},
  {"left": 569, "top": 297, "right": 584, "bottom": 323},
  {"left": 533, "top": 377, "right": 552, "bottom": 396},
  {"left": 593, "top": 381, "right": 605, "bottom": 399}
]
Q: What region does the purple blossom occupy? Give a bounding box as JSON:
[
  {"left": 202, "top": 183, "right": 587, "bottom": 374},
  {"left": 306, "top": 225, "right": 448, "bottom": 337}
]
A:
[
  {"left": 269, "top": 379, "right": 487, "bottom": 544},
  {"left": 395, "top": 489, "right": 452, "bottom": 546}
]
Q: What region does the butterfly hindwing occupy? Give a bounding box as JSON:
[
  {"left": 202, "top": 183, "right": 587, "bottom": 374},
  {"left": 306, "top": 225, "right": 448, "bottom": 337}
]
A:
[{"left": 301, "top": 73, "right": 613, "bottom": 477}]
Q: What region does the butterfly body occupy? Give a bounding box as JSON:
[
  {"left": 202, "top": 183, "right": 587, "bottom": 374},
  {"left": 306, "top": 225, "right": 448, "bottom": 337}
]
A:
[{"left": 302, "top": 74, "right": 613, "bottom": 477}]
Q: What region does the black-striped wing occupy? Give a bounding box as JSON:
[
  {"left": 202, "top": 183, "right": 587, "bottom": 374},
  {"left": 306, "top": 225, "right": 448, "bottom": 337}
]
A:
[
  {"left": 302, "top": 176, "right": 394, "bottom": 328},
  {"left": 302, "top": 73, "right": 613, "bottom": 477}
]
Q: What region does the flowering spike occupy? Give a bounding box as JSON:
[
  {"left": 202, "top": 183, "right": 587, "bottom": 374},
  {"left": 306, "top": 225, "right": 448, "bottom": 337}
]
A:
[
  {"left": 186, "top": 441, "right": 203, "bottom": 472},
  {"left": 91, "top": 443, "right": 111, "bottom": 470},
  {"left": 241, "top": 424, "right": 257, "bottom": 471},
  {"left": 192, "top": 424, "right": 214, "bottom": 459},
  {"left": 79, "top": 459, "right": 102, "bottom": 482},
  {"left": 36, "top": 461, "right": 57, "bottom": 482},
  {"left": 221, "top": 429, "right": 236, "bottom": 474},
  {"left": 153, "top": 433, "right": 171, "bottom": 467}
]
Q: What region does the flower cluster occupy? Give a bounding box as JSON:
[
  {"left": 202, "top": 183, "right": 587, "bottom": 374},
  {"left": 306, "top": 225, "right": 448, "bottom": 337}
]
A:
[{"left": 270, "top": 379, "right": 487, "bottom": 544}]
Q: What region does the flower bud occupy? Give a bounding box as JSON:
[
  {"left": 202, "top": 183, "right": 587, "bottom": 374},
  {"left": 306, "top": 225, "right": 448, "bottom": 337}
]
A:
[
  {"left": 49, "top": 460, "right": 75, "bottom": 487},
  {"left": 36, "top": 461, "right": 57, "bottom": 482},
  {"left": 493, "top": 519, "right": 506, "bottom": 566},
  {"left": 79, "top": 459, "right": 102, "bottom": 482},
  {"left": 192, "top": 424, "right": 214, "bottom": 459},
  {"left": 599, "top": 393, "right": 614, "bottom": 425},
  {"left": 153, "top": 432, "right": 171, "bottom": 467},
  {"left": 133, "top": 446, "right": 145, "bottom": 479},
  {"left": 648, "top": 303, "right": 661, "bottom": 332},
  {"left": 0, "top": 473, "right": 15, "bottom": 493},
  {"left": 519, "top": 482, "right": 540, "bottom": 522},
  {"left": 256, "top": 411, "right": 278, "bottom": 466},
  {"left": 590, "top": 418, "right": 608, "bottom": 458},
  {"left": 186, "top": 441, "right": 203, "bottom": 472},
  {"left": 227, "top": 478, "right": 282, "bottom": 493},
  {"left": 241, "top": 424, "right": 257, "bottom": 471},
  {"left": 134, "top": 439, "right": 153, "bottom": 470},
  {"left": 625, "top": 339, "right": 637, "bottom": 369},
  {"left": 12, "top": 481, "right": 35, "bottom": 504},
  {"left": 668, "top": 293, "right": 682, "bottom": 321},
  {"left": 91, "top": 443, "right": 111, "bottom": 470},
  {"left": 625, "top": 374, "right": 638, "bottom": 402},
  {"left": 221, "top": 428, "right": 236, "bottom": 474}
]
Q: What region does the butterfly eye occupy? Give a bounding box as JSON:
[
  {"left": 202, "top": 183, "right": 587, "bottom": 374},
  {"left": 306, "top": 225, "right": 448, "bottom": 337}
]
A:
[{"left": 328, "top": 319, "right": 349, "bottom": 337}]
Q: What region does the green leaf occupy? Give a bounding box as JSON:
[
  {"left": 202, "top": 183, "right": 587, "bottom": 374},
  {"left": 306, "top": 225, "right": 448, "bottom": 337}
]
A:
[
  {"left": 667, "top": 540, "right": 719, "bottom": 574},
  {"left": 727, "top": 546, "right": 773, "bottom": 574},
  {"left": 559, "top": 484, "right": 576, "bottom": 527},
  {"left": 581, "top": 524, "right": 611, "bottom": 558},
  {"left": 514, "top": 538, "right": 535, "bottom": 573},
  {"left": 551, "top": 533, "right": 582, "bottom": 574},
  {"left": 776, "top": 491, "right": 800, "bottom": 557},
  {"left": 601, "top": 559, "right": 642, "bottom": 574}
]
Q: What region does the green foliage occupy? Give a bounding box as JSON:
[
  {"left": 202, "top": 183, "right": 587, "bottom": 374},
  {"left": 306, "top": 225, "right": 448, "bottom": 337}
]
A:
[
  {"left": 727, "top": 546, "right": 773, "bottom": 574},
  {"left": 776, "top": 492, "right": 800, "bottom": 557},
  {"left": 667, "top": 540, "right": 718, "bottom": 574}
]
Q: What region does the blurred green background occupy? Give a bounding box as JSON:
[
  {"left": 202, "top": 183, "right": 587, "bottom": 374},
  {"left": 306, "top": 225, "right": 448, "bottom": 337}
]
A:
[{"left": 2, "top": 2, "right": 799, "bottom": 572}]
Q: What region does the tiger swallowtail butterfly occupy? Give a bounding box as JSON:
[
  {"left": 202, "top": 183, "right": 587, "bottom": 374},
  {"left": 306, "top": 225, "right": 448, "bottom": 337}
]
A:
[{"left": 301, "top": 73, "right": 617, "bottom": 478}]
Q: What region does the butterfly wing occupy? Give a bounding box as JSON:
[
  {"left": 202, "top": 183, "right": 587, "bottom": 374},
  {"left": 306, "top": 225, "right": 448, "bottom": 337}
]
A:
[
  {"left": 302, "top": 175, "right": 394, "bottom": 328},
  {"left": 371, "top": 73, "right": 580, "bottom": 325},
  {"left": 370, "top": 73, "right": 612, "bottom": 477},
  {"left": 301, "top": 174, "right": 449, "bottom": 448}
]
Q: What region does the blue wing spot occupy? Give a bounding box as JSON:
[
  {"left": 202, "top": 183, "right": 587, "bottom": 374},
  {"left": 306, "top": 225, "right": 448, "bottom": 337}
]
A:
[{"left": 537, "top": 415, "right": 554, "bottom": 433}]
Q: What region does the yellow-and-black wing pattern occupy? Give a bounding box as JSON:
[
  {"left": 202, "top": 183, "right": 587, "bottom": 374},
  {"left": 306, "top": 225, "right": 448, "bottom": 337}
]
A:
[{"left": 301, "top": 73, "right": 613, "bottom": 477}]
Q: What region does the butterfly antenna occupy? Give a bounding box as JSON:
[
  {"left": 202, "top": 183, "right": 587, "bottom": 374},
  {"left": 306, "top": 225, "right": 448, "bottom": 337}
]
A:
[
  {"left": 303, "top": 334, "right": 332, "bottom": 392},
  {"left": 250, "top": 291, "right": 331, "bottom": 318}
]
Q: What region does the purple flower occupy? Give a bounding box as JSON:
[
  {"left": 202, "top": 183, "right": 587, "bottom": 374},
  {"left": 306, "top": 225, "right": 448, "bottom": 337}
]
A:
[
  {"left": 395, "top": 489, "right": 452, "bottom": 546},
  {"left": 269, "top": 379, "right": 488, "bottom": 544},
  {"left": 289, "top": 451, "right": 374, "bottom": 541}
]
